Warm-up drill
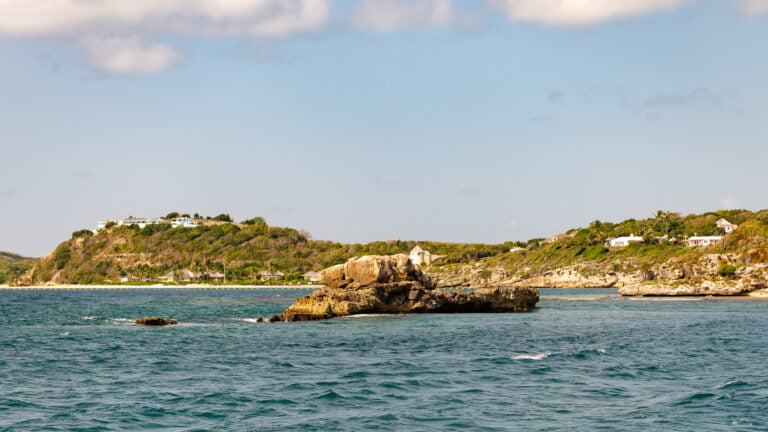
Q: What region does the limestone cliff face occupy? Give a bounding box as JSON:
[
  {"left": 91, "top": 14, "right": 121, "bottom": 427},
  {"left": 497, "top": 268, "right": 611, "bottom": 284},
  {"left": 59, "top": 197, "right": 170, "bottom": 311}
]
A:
[
  {"left": 276, "top": 255, "right": 539, "bottom": 321},
  {"left": 618, "top": 281, "right": 763, "bottom": 297},
  {"left": 427, "top": 252, "right": 768, "bottom": 294}
]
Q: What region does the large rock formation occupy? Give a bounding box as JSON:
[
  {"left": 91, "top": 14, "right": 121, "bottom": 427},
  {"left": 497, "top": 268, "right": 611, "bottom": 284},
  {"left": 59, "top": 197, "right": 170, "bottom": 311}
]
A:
[{"left": 275, "top": 255, "right": 539, "bottom": 321}]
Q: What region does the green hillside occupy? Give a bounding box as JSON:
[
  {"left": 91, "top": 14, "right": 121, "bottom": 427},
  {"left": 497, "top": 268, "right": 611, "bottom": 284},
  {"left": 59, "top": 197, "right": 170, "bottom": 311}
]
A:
[
  {"left": 22, "top": 217, "right": 513, "bottom": 285},
  {"left": 0, "top": 251, "right": 38, "bottom": 284}
]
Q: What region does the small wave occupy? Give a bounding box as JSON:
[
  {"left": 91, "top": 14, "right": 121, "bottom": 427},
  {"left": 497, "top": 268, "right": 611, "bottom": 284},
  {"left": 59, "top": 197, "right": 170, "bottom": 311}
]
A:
[
  {"left": 511, "top": 353, "right": 550, "bottom": 361},
  {"left": 237, "top": 318, "right": 264, "bottom": 323},
  {"left": 80, "top": 316, "right": 97, "bottom": 320},
  {"left": 340, "top": 314, "right": 388, "bottom": 319},
  {"left": 60, "top": 332, "right": 70, "bottom": 336},
  {"left": 597, "top": 348, "right": 606, "bottom": 354}
]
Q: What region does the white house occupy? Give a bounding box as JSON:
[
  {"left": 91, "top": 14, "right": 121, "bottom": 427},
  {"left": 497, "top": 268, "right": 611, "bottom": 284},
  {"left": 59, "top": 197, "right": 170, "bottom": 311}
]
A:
[
  {"left": 259, "top": 270, "right": 284, "bottom": 281},
  {"left": 716, "top": 218, "right": 738, "bottom": 234},
  {"left": 171, "top": 217, "right": 198, "bottom": 228},
  {"left": 685, "top": 236, "right": 723, "bottom": 247},
  {"left": 409, "top": 246, "right": 433, "bottom": 266},
  {"left": 609, "top": 234, "right": 644, "bottom": 248},
  {"left": 97, "top": 216, "right": 198, "bottom": 231},
  {"left": 302, "top": 271, "right": 321, "bottom": 282}
]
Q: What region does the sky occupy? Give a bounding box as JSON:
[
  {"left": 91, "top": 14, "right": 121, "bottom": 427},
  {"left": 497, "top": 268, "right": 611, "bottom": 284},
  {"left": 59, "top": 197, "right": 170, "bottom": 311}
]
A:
[{"left": 1, "top": 0, "right": 768, "bottom": 257}]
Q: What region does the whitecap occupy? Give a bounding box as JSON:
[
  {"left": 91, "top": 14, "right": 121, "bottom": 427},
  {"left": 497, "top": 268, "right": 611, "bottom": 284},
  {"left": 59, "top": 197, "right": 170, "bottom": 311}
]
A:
[
  {"left": 60, "top": 332, "right": 70, "bottom": 336},
  {"left": 511, "top": 353, "right": 550, "bottom": 360},
  {"left": 237, "top": 318, "right": 264, "bottom": 323},
  {"left": 80, "top": 316, "right": 98, "bottom": 320},
  {"left": 597, "top": 348, "right": 606, "bottom": 354}
]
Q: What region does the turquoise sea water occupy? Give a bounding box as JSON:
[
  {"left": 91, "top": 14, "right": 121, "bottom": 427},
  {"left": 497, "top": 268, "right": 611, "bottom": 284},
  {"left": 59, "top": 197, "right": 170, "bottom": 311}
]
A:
[{"left": 2, "top": 288, "right": 768, "bottom": 431}]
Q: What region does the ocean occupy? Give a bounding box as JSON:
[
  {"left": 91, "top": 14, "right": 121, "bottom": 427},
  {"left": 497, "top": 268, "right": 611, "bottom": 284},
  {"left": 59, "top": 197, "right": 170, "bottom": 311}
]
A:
[{"left": 2, "top": 287, "right": 767, "bottom": 431}]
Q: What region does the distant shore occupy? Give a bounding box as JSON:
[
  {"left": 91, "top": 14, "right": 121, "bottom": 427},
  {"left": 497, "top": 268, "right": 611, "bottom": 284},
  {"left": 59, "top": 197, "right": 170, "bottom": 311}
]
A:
[{"left": 0, "top": 284, "right": 323, "bottom": 290}]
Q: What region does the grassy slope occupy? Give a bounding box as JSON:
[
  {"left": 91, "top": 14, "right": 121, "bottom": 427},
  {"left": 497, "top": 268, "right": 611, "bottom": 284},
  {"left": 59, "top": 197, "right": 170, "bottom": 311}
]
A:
[
  {"left": 23, "top": 209, "right": 768, "bottom": 285},
  {"left": 0, "top": 251, "right": 38, "bottom": 283},
  {"left": 26, "top": 222, "right": 514, "bottom": 284}
]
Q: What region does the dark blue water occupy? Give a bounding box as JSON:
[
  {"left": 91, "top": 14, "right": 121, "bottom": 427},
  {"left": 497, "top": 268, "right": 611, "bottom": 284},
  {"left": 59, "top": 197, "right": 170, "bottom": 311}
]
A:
[{"left": 2, "top": 288, "right": 768, "bottom": 431}]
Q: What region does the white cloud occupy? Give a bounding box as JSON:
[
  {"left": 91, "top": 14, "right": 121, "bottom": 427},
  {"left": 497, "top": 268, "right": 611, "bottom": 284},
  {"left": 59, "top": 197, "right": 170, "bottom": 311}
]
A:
[
  {"left": 732, "top": 0, "right": 768, "bottom": 16},
  {"left": 488, "top": 0, "right": 689, "bottom": 26},
  {"left": 0, "top": 0, "right": 330, "bottom": 73},
  {"left": 351, "top": 0, "right": 460, "bottom": 31},
  {"left": 0, "top": 0, "right": 331, "bottom": 37},
  {"left": 81, "top": 36, "right": 182, "bottom": 75}
]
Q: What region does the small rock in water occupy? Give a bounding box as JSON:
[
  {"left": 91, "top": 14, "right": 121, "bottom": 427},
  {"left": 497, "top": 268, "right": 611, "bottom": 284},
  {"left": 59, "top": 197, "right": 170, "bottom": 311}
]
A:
[
  {"left": 135, "top": 317, "right": 178, "bottom": 326},
  {"left": 256, "top": 317, "right": 265, "bottom": 323}
]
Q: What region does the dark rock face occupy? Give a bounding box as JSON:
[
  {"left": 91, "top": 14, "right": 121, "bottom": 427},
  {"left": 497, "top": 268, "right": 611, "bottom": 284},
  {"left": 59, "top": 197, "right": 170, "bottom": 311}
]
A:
[
  {"left": 135, "top": 317, "right": 178, "bottom": 326},
  {"left": 277, "top": 255, "right": 539, "bottom": 321}
]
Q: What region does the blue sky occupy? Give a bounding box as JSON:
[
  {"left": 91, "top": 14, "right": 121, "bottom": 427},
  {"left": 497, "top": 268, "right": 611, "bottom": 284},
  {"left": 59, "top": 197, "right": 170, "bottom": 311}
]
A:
[{"left": 1, "top": 0, "right": 768, "bottom": 256}]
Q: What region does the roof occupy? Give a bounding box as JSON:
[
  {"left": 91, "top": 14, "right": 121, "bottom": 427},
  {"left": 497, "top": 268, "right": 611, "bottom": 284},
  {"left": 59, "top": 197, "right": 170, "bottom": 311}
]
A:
[
  {"left": 688, "top": 236, "right": 723, "bottom": 240},
  {"left": 180, "top": 269, "right": 197, "bottom": 277},
  {"left": 410, "top": 245, "right": 424, "bottom": 253},
  {"left": 160, "top": 271, "right": 174, "bottom": 278},
  {"left": 716, "top": 218, "right": 737, "bottom": 227},
  {"left": 302, "top": 271, "right": 320, "bottom": 276}
]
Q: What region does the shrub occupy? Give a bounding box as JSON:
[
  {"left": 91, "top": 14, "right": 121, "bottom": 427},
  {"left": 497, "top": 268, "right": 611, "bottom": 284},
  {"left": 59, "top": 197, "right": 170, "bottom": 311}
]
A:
[
  {"left": 213, "top": 214, "right": 233, "bottom": 222},
  {"left": 718, "top": 264, "right": 737, "bottom": 278},
  {"left": 72, "top": 229, "right": 93, "bottom": 239}
]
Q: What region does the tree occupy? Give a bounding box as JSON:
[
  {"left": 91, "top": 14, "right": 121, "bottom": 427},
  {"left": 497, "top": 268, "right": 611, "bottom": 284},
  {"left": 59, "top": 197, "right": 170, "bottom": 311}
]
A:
[
  {"left": 213, "top": 214, "right": 232, "bottom": 222},
  {"left": 165, "top": 212, "right": 180, "bottom": 220}
]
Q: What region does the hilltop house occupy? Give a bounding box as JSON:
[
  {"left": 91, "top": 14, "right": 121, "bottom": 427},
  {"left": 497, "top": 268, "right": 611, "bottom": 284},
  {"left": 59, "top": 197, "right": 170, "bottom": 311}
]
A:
[
  {"left": 302, "top": 271, "right": 321, "bottom": 282},
  {"left": 171, "top": 217, "right": 199, "bottom": 228},
  {"left": 716, "top": 218, "right": 738, "bottom": 234},
  {"left": 409, "top": 246, "right": 433, "bottom": 266},
  {"left": 97, "top": 216, "right": 198, "bottom": 231},
  {"left": 685, "top": 236, "right": 723, "bottom": 247},
  {"left": 609, "top": 234, "right": 644, "bottom": 248}
]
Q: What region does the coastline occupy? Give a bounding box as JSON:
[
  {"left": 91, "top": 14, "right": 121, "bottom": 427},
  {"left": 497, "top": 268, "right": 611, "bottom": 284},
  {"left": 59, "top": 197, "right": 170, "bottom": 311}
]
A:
[{"left": 0, "top": 284, "right": 323, "bottom": 290}]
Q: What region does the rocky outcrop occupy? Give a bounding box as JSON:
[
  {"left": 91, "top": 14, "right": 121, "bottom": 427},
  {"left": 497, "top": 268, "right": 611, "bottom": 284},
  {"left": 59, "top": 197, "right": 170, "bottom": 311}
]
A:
[
  {"left": 275, "top": 255, "right": 539, "bottom": 321},
  {"left": 618, "top": 280, "right": 765, "bottom": 297},
  {"left": 135, "top": 317, "right": 178, "bottom": 326}
]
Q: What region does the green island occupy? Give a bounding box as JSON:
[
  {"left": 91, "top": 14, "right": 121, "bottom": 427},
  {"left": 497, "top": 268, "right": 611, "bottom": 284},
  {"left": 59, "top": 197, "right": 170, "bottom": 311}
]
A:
[{"left": 9, "top": 209, "right": 768, "bottom": 296}]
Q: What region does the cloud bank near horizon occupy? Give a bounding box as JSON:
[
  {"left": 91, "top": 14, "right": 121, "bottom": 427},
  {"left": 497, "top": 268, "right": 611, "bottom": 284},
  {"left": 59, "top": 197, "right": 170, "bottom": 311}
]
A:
[{"left": 0, "top": 0, "right": 764, "bottom": 74}]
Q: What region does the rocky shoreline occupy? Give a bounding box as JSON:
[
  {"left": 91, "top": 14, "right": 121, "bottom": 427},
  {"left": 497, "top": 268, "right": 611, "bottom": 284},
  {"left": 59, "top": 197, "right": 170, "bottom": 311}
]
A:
[{"left": 273, "top": 254, "right": 539, "bottom": 322}]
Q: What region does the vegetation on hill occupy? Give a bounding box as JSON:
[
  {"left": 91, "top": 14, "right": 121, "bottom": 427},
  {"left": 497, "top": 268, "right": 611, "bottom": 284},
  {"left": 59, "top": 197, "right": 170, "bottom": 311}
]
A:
[
  {"left": 431, "top": 209, "right": 768, "bottom": 282},
  {"left": 22, "top": 216, "right": 515, "bottom": 285},
  {"left": 0, "top": 251, "right": 37, "bottom": 284},
  {"left": 20, "top": 209, "right": 768, "bottom": 286}
]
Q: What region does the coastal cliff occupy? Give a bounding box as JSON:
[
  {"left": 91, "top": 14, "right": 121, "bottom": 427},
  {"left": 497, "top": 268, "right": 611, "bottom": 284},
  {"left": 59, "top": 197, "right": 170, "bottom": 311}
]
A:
[{"left": 276, "top": 255, "right": 539, "bottom": 321}]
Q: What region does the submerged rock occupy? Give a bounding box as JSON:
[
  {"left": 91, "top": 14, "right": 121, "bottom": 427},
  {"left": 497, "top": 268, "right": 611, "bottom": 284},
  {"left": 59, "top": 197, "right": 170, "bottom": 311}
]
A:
[
  {"left": 277, "top": 254, "right": 539, "bottom": 321},
  {"left": 135, "top": 317, "right": 178, "bottom": 326}
]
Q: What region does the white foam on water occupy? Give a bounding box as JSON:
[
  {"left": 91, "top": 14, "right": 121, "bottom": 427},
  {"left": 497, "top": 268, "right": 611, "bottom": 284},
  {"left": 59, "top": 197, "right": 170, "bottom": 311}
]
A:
[
  {"left": 597, "top": 348, "right": 606, "bottom": 354},
  {"left": 238, "top": 318, "right": 263, "bottom": 323},
  {"left": 80, "top": 316, "right": 97, "bottom": 320},
  {"left": 60, "top": 332, "right": 70, "bottom": 336},
  {"left": 511, "top": 353, "right": 550, "bottom": 361}
]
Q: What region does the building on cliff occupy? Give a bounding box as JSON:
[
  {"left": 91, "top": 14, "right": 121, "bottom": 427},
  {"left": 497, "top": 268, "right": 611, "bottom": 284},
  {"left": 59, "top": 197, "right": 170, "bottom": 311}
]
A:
[
  {"left": 716, "top": 218, "right": 738, "bottom": 234},
  {"left": 96, "top": 216, "right": 198, "bottom": 231},
  {"left": 608, "top": 234, "right": 644, "bottom": 248},
  {"left": 685, "top": 236, "right": 723, "bottom": 247},
  {"left": 409, "top": 246, "right": 433, "bottom": 266}
]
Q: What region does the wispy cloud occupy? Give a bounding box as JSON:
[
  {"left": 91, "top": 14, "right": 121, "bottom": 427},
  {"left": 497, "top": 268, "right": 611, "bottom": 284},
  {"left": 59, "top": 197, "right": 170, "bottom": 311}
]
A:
[
  {"left": 0, "top": 0, "right": 330, "bottom": 74},
  {"left": 487, "top": 0, "right": 689, "bottom": 26},
  {"left": 351, "top": 0, "right": 463, "bottom": 31},
  {"left": 732, "top": 0, "right": 768, "bottom": 16},
  {"left": 640, "top": 87, "right": 741, "bottom": 117},
  {"left": 1, "top": 0, "right": 766, "bottom": 74}
]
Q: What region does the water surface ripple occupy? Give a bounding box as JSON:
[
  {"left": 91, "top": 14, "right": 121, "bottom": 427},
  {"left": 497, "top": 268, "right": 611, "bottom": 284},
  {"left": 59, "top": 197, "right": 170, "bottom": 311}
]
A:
[{"left": 1, "top": 288, "right": 767, "bottom": 431}]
